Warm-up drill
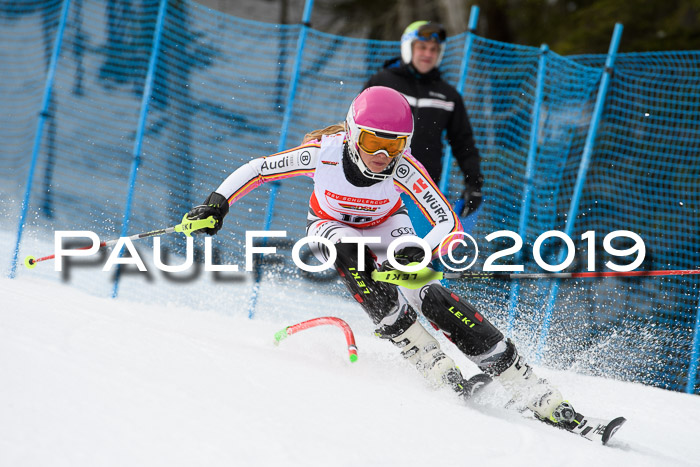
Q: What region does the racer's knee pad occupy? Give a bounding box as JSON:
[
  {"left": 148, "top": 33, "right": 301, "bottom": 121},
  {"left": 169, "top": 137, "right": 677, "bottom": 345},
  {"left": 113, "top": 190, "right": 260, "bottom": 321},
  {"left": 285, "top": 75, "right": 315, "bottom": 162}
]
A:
[
  {"left": 334, "top": 242, "right": 398, "bottom": 324},
  {"left": 420, "top": 284, "right": 504, "bottom": 356}
]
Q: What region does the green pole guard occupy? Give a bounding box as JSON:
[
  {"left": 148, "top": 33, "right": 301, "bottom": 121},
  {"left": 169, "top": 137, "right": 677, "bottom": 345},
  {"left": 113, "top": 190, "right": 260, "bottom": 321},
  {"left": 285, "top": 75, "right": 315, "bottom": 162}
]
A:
[{"left": 273, "top": 327, "right": 290, "bottom": 345}]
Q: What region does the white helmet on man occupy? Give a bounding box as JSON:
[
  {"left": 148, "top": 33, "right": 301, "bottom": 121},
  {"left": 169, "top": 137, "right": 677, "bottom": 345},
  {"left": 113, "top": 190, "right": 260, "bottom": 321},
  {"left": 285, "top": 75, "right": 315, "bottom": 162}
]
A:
[{"left": 400, "top": 21, "right": 447, "bottom": 67}]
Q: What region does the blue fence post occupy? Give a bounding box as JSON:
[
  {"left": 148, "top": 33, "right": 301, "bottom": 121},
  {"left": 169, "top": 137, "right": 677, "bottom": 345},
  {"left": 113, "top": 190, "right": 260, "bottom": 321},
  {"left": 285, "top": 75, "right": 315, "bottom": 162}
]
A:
[
  {"left": 111, "top": 0, "right": 169, "bottom": 298},
  {"left": 9, "top": 0, "right": 71, "bottom": 279},
  {"left": 505, "top": 43, "right": 549, "bottom": 336},
  {"left": 534, "top": 23, "right": 623, "bottom": 363},
  {"left": 438, "top": 5, "right": 479, "bottom": 196},
  {"left": 247, "top": 0, "right": 315, "bottom": 318},
  {"left": 687, "top": 296, "right": 700, "bottom": 394}
]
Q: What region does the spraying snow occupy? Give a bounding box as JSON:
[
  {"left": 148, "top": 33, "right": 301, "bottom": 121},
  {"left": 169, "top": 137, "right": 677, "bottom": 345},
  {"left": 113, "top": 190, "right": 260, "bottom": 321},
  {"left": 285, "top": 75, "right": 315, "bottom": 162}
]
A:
[{"left": 1, "top": 271, "right": 698, "bottom": 467}]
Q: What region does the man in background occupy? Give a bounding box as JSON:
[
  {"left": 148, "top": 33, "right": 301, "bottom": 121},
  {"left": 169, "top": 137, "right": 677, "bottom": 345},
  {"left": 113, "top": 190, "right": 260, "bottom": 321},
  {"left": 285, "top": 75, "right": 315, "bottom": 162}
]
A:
[{"left": 364, "top": 21, "right": 483, "bottom": 220}]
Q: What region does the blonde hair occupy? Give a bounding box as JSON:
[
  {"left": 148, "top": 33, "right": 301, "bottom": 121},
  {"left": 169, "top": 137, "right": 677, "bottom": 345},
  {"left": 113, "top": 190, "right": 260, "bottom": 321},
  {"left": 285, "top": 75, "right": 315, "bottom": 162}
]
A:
[{"left": 301, "top": 123, "right": 345, "bottom": 144}]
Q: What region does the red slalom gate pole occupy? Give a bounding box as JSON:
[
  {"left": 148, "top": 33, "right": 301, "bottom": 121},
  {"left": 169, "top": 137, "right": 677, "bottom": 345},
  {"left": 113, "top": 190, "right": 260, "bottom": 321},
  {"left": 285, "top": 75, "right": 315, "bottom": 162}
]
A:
[
  {"left": 274, "top": 317, "right": 358, "bottom": 363},
  {"left": 442, "top": 268, "right": 700, "bottom": 280},
  {"left": 373, "top": 267, "right": 700, "bottom": 289}
]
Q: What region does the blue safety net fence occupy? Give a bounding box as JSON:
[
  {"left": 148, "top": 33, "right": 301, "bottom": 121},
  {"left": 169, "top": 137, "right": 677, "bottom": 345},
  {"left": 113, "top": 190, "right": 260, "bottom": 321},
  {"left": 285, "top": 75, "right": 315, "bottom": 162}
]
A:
[{"left": 1, "top": 0, "right": 698, "bottom": 394}]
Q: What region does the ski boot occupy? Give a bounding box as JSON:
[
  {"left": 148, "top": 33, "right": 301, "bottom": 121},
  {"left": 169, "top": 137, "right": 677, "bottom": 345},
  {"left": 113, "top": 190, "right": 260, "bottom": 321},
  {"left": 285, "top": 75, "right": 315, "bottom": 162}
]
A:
[
  {"left": 477, "top": 339, "right": 565, "bottom": 420},
  {"left": 375, "top": 307, "right": 490, "bottom": 399},
  {"left": 476, "top": 339, "right": 627, "bottom": 444}
]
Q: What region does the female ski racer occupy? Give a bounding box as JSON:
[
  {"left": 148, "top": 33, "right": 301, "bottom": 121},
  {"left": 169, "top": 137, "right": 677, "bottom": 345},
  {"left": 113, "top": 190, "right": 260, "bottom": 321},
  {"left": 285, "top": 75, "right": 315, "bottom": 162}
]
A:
[{"left": 186, "top": 86, "right": 576, "bottom": 426}]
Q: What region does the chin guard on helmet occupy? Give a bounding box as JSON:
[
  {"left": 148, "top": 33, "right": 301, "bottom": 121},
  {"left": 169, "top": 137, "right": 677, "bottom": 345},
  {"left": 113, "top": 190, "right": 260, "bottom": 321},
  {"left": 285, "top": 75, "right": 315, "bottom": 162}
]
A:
[{"left": 345, "top": 86, "right": 414, "bottom": 181}]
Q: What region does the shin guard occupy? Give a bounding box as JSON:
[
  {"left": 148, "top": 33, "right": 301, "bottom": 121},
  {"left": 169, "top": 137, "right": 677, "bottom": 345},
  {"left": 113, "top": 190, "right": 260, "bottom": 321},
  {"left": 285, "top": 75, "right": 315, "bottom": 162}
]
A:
[
  {"left": 420, "top": 284, "right": 504, "bottom": 357},
  {"left": 334, "top": 242, "right": 398, "bottom": 325}
]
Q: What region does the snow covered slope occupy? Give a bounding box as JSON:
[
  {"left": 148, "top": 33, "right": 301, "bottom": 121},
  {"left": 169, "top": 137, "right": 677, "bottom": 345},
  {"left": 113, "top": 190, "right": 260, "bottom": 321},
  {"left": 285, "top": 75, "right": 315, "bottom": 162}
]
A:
[{"left": 1, "top": 275, "right": 699, "bottom": 467}]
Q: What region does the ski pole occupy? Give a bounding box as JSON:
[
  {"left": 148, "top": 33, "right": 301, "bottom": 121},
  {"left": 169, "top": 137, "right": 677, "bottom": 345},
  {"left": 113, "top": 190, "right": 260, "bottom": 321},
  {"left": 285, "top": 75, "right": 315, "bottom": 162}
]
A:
[
  {"left": 371, "top": 265, "right": 700, "bottom": 289},
  {"left": 23, "top": 215, "right": 217, "bottom": 269},
  {"left": 274, "top": 317, "right": 358, "bottom": 363}
]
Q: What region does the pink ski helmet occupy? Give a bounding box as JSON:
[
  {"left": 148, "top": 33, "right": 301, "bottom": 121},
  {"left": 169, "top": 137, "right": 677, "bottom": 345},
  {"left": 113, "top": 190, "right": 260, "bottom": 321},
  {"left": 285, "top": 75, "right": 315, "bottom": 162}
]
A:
[{"left": 345, "top": 86, "right": 414, "bottom": 180}]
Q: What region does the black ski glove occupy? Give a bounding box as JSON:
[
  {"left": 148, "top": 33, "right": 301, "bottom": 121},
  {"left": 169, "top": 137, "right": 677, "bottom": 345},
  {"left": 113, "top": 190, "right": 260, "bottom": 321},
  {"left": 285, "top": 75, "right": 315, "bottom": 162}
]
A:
[
  {"left": 186, "top": 192, "right": 229, "bottom": 235},
  {"left": 459, "top": 185, "right": 483, "bottom": 217},
  {"left": 379, "top": 246, "right": 426, "bottom": 272},
  {"left": 457, "top": 175, "right": 484, "bottom": 217}
]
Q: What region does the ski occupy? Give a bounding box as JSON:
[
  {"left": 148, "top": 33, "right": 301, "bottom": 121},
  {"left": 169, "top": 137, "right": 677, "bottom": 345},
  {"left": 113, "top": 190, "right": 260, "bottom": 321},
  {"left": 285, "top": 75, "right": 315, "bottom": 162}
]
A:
[
  {"left": 465, "top": 381, "right": 626, "bottom": 446},
  {"left": 539, "top": 411, "right": 627, "bottom": 445}
]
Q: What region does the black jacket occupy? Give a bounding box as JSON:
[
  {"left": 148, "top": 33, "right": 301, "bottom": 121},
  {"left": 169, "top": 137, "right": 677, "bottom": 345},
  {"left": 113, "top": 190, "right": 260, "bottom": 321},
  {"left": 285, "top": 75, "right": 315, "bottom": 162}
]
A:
[{"left": 364, "top": 59, "right": 482, "bottom": 188}]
